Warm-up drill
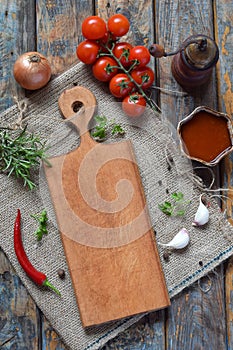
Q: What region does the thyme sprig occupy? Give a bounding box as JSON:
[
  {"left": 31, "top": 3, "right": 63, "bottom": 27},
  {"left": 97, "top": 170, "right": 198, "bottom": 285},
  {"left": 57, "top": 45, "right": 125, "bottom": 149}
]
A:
[{"left": 0, "top": 125, "right": 50, "bottom": 189}]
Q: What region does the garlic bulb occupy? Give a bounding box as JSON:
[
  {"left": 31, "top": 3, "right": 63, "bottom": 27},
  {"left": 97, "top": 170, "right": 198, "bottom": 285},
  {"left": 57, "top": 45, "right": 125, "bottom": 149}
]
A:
[
  {"left": 158, "top": 228, "right": 190, "bottom": 250},
  {"left": 192, "top": 194, "right": 209, "bottom": 227}
]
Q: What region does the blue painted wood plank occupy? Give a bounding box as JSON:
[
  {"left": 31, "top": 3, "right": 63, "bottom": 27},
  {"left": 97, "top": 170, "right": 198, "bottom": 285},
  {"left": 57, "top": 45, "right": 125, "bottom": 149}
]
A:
[
  {"left": 214, "top": 1, "right": 233, "bottom": 347},
  {"left": 103, "top": 312, "right": 166, "bottom": 350},
  {"left": 155, "top": 0, "right": 227, "bottom": 349},
  {"left": 166, "top": 266, "right": 226, "bottom": 350},
  {"left": 36, "top": 0, "right": 94, "bottom": 75},
  {"left": 215, "top": 1, "right": 233, "bottom": 347},
  {"left": 0, "top": 248, "right": 40, "bottom": 349},
  {"left": 0, "top": 1, "right": 41, "bottom": 349},
  {"left": 0, "top": 0, "right": 36, "bottom": 111},
  {"left": 41, "top": 314, "right": 67, "bottom": 350}
]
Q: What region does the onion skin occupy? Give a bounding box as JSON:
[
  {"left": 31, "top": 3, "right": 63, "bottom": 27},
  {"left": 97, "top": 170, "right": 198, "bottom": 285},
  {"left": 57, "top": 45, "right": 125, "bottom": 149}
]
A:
[{"left": 13, "top": 52, "right": 51, "bottom": 90}]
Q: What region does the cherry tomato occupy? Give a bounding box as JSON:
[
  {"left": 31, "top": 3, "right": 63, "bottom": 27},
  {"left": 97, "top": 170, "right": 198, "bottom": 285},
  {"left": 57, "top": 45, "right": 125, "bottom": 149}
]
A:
[
  {"left": 82, "top": 16, "right": 107, "bottom": 40},
  {"left": 98, "top": 31, "right": 117, "bottom": 53},
  {"left": 92, "top": 57, "right": 118, "bottom": 82},
  {"left": 113, "top": 42, "right": 133, "bottom": 68},
  {"left": 129, "top": 46, "right": 151, "bottom": 68},
  {"left": 100, "top": 31, "right": 117, "bottom": 45},
  {"left": 76, "top": 40, "right": 100, "bottom": 64},
  {"left": 131, "top": 66, "right": 155, "bottom": 90},
  {"left": 107, "top": 14, "right": 130, "bottom": 37},
  {"left": 122, "top": 94, "right": 146, "bottom": 117},
  {"left": 109, "top": 73, "right": 134, "bottom": 98}
]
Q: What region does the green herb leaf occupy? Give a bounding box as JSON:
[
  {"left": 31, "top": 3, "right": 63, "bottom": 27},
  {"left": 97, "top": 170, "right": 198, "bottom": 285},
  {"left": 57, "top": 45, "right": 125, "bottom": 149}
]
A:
[
  {"left": 91, "top": 115, "right": 125, "bottom": 140},
  {"left": 31, "top": 209, "right": 48, "bottom": 241},
  {"left": 164, "top": 201, "right": 172, "bottom": 207},
  {"left": 171, "top": 192, "right": 184, "bottom": 201},
  {"left": 158, "top": 192, "right": 190, "bottom": 217},
  {"left": 176, "top": 210, "right": 186, "bottom": 216},
  {"left": 0, "top": 125, "right": 50, "bottom": 189},
  {"left": 94, "top": 115, "right": 108, "bottom": 127},
  {"left": 91, "top": 126, "right": 107, "bottom": 140},
  {"left": 111, "top": 124, "right": 125, "bottom": 136},
  {"left": 158, "top": 203, "right": 173, "bottom": 216}
]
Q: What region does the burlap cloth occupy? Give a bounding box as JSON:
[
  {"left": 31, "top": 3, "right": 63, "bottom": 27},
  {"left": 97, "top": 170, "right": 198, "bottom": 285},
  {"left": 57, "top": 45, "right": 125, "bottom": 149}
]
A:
[{"left": 1, "top": 62, "right": 233, "bottom": 350}]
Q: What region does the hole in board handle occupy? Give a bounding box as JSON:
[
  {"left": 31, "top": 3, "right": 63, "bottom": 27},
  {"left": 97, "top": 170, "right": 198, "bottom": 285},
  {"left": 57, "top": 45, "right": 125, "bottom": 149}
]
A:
[{"left": 72, "top": 101, "right": 84, "bottom": 113}]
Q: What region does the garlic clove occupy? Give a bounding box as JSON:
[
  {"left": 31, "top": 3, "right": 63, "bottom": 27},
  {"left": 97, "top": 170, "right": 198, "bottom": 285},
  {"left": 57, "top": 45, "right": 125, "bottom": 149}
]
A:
[
  {"left": 192, "top": 194, "right": 209, "bottom": 227},
  {"left": 158, "top": 228, "right": 190, "bottom": 250}
]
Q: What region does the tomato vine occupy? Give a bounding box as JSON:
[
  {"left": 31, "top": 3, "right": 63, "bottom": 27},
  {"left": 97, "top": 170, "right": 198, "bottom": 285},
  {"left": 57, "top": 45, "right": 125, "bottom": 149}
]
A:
[{"left": 76, "top": 14, "right": 160, "bottom": 117}]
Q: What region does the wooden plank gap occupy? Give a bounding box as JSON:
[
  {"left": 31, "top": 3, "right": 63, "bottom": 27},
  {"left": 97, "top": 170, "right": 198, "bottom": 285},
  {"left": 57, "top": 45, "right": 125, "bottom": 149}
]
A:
[
  {"left": 212, "top": 0, "right": 222, "bottom": 112},
  {"left": 225, "top": 257, "right": 233, "bottom": 348},
  {"left": 37, "top": 307, "right": 43, "bottom": 350},
  {"left": 151, "top": 0, "right": 160, "bottom": 107}
]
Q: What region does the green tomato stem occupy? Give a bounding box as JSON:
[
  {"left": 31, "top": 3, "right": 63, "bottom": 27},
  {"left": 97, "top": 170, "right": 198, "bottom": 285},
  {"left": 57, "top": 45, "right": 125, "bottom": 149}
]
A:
[{"left": 103, "top": 42, "right": 160, "bottom": 112}]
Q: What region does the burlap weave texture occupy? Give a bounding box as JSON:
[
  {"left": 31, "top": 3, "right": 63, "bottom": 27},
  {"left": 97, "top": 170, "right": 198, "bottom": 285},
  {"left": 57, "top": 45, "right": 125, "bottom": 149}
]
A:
[{"left": 0, "top": 62, "right": 233, "bottom": 350}]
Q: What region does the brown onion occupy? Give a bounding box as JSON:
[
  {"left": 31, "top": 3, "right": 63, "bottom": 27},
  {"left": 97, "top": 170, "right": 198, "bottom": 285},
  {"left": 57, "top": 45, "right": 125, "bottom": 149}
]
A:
[{"left": 13, "top": 52, "right": 51, "bottom": 90}]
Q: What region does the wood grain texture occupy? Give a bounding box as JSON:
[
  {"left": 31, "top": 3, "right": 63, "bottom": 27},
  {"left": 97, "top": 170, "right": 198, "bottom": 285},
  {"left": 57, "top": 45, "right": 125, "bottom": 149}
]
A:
[
  {"left": 0, "top": 0, "right": 36, "bottom": 109},
  {"left": 41, "top": 314, "right": 66, "bottom": 350},
  {"left": 97, "top": 0, "right": 154, "bottom": 47},
  {"left": 215, "top": 1, "right": 233, "bottom": 224},
  {"left": 0, "top": 1, "right": 41, "bottom": 350},
  {"left": 0, "top": 248, "right": 40, "bottom": 349},
  {"left": 35, "top": 1, "right": 93, "bottom": 346},
  {"left": 96, "top": 1, "right": 167, "bottom": 346},
  {"left": 36, "top": 0, "right": 94, "bottom": 74},
  {"left": 226, "top": 257, "right": 233, "bottom": 350},
  {"left": 44, "top": 86, "right": 169, "bottom": 326},
  {"left": 214, "top": 1, "right": 233, "bottom": 349},
  {"left": 156, "top": 1, "right": 227, "bottom": 349},
  {"left": 104, "top": 311, "right": 166, "bottom": 350},
  {"left": 156, "top": 0, "right": 218, "bottom": 126},
  {"left": 166, "top": 266, "right": 226, "bottom": 350}
]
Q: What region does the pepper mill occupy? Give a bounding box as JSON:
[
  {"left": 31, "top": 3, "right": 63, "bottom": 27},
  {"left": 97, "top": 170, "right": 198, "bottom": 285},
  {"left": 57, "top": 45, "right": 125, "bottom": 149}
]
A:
[{"left": 171, "top": 34, "right": 219, "bottom": 91}]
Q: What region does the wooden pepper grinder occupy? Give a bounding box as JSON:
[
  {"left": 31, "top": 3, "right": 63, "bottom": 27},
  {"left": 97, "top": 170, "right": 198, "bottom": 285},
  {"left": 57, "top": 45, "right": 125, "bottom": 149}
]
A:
[{"left": 149, "top": 34, "right": 219, "bottom": 92}]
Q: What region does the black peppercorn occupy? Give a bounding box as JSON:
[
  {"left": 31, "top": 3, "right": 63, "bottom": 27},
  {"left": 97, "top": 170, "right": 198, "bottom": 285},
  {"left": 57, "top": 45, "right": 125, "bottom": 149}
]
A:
[
  {"left": 163, "top": 250, "right": 170, "bottom": 262},
  {"left": 57, "top": 268, "right": 66, "bottom": 279}
]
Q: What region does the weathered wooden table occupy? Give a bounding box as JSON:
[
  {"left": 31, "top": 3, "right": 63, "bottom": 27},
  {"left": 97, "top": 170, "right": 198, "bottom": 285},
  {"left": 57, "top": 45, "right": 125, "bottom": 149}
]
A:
[{"left": 1, "top": 1, "right": 233, "bottom": 349}]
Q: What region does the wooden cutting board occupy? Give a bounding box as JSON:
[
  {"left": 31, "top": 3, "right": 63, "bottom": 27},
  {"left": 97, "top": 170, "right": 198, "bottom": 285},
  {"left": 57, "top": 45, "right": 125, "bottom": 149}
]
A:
[{"left": 43, "top": 86, "right": 170, "bottom": 327}]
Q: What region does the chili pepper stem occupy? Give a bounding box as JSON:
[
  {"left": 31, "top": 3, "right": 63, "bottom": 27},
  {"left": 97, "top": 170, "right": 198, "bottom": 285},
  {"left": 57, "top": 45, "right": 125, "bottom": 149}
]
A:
[{"left": 43, "top": 279, "right": 61, "bottom": 296}]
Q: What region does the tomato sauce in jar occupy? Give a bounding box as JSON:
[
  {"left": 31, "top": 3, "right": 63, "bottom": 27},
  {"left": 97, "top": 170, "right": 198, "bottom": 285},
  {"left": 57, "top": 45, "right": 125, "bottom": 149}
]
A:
[{"left": 180, "top": 110, "right": 232, "bottom": 163}]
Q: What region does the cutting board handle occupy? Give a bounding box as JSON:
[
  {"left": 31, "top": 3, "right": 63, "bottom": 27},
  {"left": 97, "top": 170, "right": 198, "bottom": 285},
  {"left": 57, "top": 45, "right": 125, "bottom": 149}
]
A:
[{"left": 58, "top": 86, "right": 97, "bottom": 138}]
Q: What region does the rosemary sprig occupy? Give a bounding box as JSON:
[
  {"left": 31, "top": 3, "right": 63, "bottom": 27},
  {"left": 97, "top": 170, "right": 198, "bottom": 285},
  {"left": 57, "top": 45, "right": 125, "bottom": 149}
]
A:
[{"left": 0, "top": 125, "right": 50, "bottom": 189}]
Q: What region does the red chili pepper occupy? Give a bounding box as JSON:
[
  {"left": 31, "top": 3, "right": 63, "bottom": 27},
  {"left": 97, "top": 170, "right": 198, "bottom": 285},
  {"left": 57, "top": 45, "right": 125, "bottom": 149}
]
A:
[{"left": 14, "top": 209, "right": 61, "bottom": 296}]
